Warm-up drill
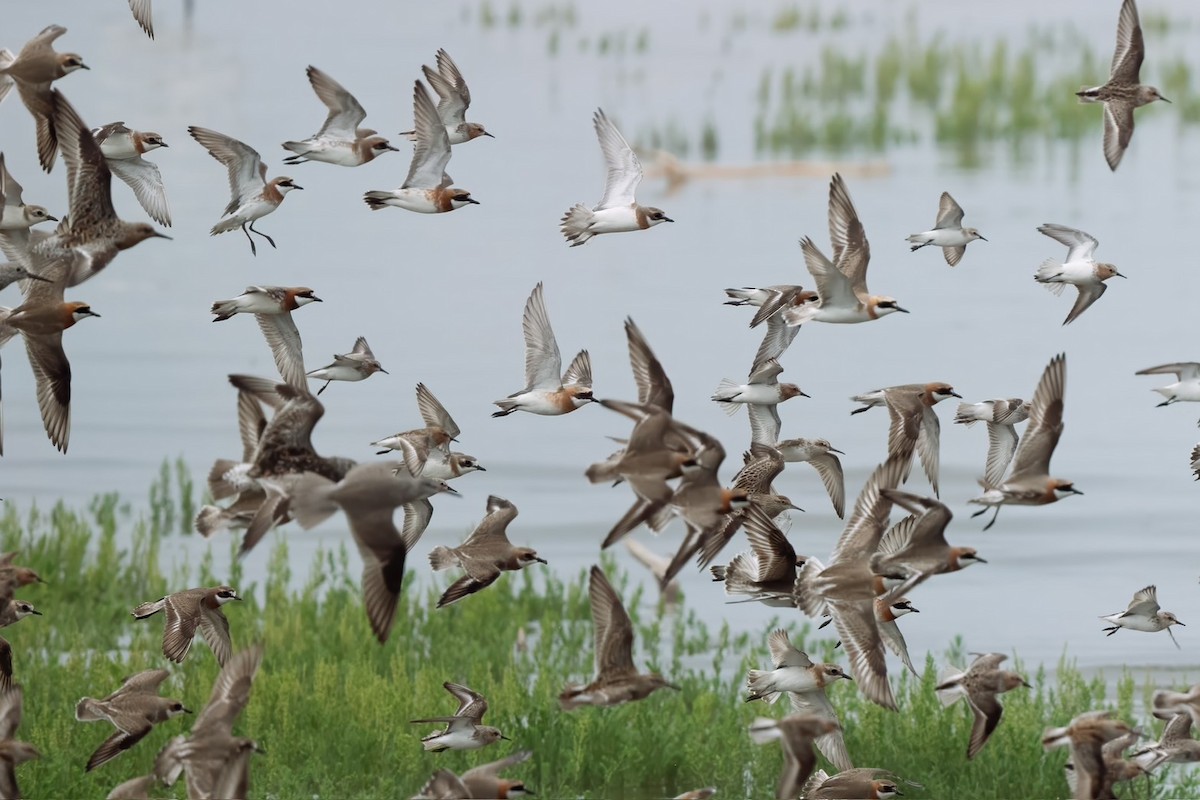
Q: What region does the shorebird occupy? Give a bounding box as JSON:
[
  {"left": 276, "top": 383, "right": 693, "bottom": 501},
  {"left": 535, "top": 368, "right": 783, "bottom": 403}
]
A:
[
  {"left": 0, "top": 686, "right": 37, "bottom": 800},
  {"left": 777, "top": 437, "right": 845, "bottom": 518},
  {"left": 1133, "top": 713, "right": 1200, "bottom": 770},
  {"left": 748, "top": 714, "right": 841, "bottom": 800},
  {"left": 969, "top": 354, "right": 1080, "bottom": 529},
  {"left": 1035, "top": 224, "right": 1125, "bottom": 325},
  {"left": 373, "top": 384, "right": 481, "bottom": 491},
  {"left": 291, "top": 463, "right": 458, "bottom": 643},
  {"left": 712, "top": 357, "right": 808, "bottom": 442},
  {"left": 623, "top": 317, "right": 674, "bottom": 412},
  {"left": 1101, "top": 585, "right": 1184, "bottom": 648},
  {"left": 1043, "top": 711, "right": 1138, "bottom": 800},
  {"left": 411, "top": 683, "right": 507, "bottom": 752},
  {"left": 1153, "top": 685, "right": 1200, "bottom": 725},
  {"left": 784, "top": 173, "right": 907, "bottom": 326},
  {"left": 954, "top": 398, "right": 1031, "bottom": 488},
  {"left": 0, "top": 25, "right": 88, "bottom": 172},
  {"left": 92, "top": 122, "right": 171, "bottom": 226},
  {"left": 412, "top": 751, "right": 534, "bottom": 799},
  {"left": 0, "top": 152, "right": 57, "bottom": 237},
  {"left": 21, "top": 92, "right": 169, "bottom": 287},
  {"left": 0, "top": 578, "right": 38, "bottom": 691},
  {"left": 870, "top": 489, "right": 985, "bottom": 598},
  {"left": 0, "top": 268, "right": 99, "bottom": 453},
  {"left": 851, "top": 383, "right": 960, "bottom": 496},
  {"left": 493, "top": 282, "right": 593, "bottom": 417},
  {"left": 189, "top": 126, "right": 302, "bottom": 255},
  {"left": 586, "top": 401, "right": 710, "bottom": 549},
  {"left": 559, "top": 565, "right": 679, "bottom": 709},
  {"left": 0, "top": 554, "right": 43, "bottom": 589},
  {"left": 560, "top": 108, "right": 672, "bottom": 246},
  {"left": 156, "top": 645, "right": 264, "bottom": 799},
  {"left": 364, "top": 81, "right": 478, "bottom": 213},
  {"left": 461, "top": 750, "right": 533, "bottom": 798},
  {"left": 793, "top": 459, "right": 907, "bottom": 710},
  {"left": 802, "top": 769, "right": 904, "bottom": 800},
  {"left": 1077, "top": 0, "right": 1170, "bottom": 170},
  {"left": 873, "top": 597, "right": 919, "bottom": 676},
  {"left": 211, "top": 286, "right": 322, "bottom": 390},
  {"left": 936, "top": 653, "right": 1030, "bottom": 759},
  {"left": 283, "top": 66, "right": 397, "bottom": 166},
  {"left": 131, "top": 585, "right": 242, "bottom": 666},
  {"left": 710, "top": 502, "right": 804, "bottom": 608},
  {"left": 724, "top": 285, "right": 807, "bottom": 328},
  {"left": 429, "top": 495, "right": 546, "bottom": 608},
  {"left": 400, "top": 50, "right": 493, "bottom": 145},
  {"left": 1066, "top": 728, "right": 1148, "bottom": 797},
  {"left": 76, "top": 669, "right": 190, "bottom": 771},
  {"left": 1136, "top": 363, "right": 1200, "bottom": 408},
  {"left": 745, "top": 628, "right": 852, "bottom": 771},
  {"left": 306, "top": 336, "right": 387, "bottom": 395},
  {"left": 906, "top": 192, "right": 986, "bottom": 266},
  {"left": 694, "top": 447, "right": 798, "bottom": 572}
]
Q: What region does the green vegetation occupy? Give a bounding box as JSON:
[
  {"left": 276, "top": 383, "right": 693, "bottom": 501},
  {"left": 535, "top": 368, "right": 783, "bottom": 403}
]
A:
[{"left": 3, "top": 466, "right": 1197, "bottom": 798}]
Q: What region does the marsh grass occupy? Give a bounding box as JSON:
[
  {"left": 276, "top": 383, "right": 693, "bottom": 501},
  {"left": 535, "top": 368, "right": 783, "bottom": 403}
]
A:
[{"left": 5, "top": 468, "right": 1198, "bottom": 798}]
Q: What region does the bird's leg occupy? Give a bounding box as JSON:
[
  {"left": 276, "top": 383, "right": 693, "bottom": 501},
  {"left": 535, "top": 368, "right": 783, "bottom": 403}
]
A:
[
  {"left": 241, "top": 223, "right": 257, "bottom": 257},
  {"left": 247, "top": 221, "right": 277, "bottom": 250}
]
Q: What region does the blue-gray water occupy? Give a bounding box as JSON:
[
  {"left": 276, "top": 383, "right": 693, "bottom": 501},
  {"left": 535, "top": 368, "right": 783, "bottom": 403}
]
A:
[{"left": 2, "top": 0, "right": 1200, "bottom": 678}]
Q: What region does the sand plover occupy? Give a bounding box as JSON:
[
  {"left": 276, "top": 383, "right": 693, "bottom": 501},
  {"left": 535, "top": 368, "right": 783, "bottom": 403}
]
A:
[
  {"left": 493, "top": 283, "right": 593, "bottom": 417},
  {"left": 291, "top": 463, "right": 458, "bottom": 643},
  {"left": 0, "top": 26, "right": 88, "bottom": 171},
  {"left": 784, "top": 174, "right": 907, "bottom": 326},
  {"left": 400, "top": 50, "right": 493, "bottom": 145},
  {"left": 76, "top": 670, "right": 190, "bottom": 772},
  {"left": 92, "top": 122, "right": 171, "bottom": 226},
  {"left": 283, "top": 66, "right": 397, "bottom": 166},
  {"left": 211, "top": 286, "right": 322, "bottom": 389},
  {"left": 851, "top": 383, "right": 960, "bottom": 496},
  {"left": 970, "top": 354, "right": 1080, "bottom": 530},
  {"left": 189, "top": 126, "right": 302, "bottom": 255},
  {"left": 364, "top": 81, "right": 478, "bottom": 213},
  {"left": 936, "top": 652, "right": 1030, "bottom": 759},
  {"left": 560, "top": 109, "right": 672, "bottom": 246},
  {"left": 429, "top": 496, "right": 546, "bottom": 608},
  {"left": 559, "top": 565, "right": 679, "bottom": 709},
  {"left": 131, "top": 586, "right": 242, "bottom": 666},
  {"left": 748, "top": 714, "right": 841, "bottom": 800}
]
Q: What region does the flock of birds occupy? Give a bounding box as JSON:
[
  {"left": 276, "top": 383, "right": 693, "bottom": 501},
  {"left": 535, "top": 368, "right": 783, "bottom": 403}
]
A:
[{"left": 0, "top": 0, "right": 1193, "bottom": 798}]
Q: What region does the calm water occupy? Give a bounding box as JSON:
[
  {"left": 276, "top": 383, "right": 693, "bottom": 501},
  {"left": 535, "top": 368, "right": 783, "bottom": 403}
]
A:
[{"left": 3, "top": 0, "right": 1200, "bottom": 677}]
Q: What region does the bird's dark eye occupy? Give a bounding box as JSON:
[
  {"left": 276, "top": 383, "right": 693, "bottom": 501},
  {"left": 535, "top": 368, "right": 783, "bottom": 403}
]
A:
[{"left": 454, "top": 194, "right": 471, "bottom": 202}]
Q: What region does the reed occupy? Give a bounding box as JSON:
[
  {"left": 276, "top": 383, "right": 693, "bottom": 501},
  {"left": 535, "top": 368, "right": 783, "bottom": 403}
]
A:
[{"left": 3, "top": 468, "right": 1194, "bottom": 798}]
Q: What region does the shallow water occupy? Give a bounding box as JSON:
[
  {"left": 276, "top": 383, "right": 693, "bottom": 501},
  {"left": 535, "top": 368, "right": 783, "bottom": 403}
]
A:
[{"left": 3, "top": 1, "right": 1200, "bottom": 680}]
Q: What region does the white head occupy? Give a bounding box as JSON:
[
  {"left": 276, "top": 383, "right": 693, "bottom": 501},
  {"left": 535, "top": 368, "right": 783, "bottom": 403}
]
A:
[
  {"left": 890, "top": 599, "right": 919, "bottom": 618},
  {"left": 869, "top": 296, "right": 909, "bottom": 317},
  {"left": 962, "top": 227, "right": 987, "bottom": 243},
  {"left": 212, "top": 586, "right": 241, "bottom": 605},
  {"left": 12, "top": 601, "right": 40, "bottom": 619},
  {"left": 288, "top": 288, "right": 322, "bottom": 308},
  {"left": 448, "top": 189, "right": 479, "bottom": 209},
  {"left": 273, "top": 177, "right": 303, "bottom": 195},
  {"left": 138, "top": 132, "right": 168, "bottom": 152},
  {"left": 23, "top": 205, "right": 58, "bottom": 227}
]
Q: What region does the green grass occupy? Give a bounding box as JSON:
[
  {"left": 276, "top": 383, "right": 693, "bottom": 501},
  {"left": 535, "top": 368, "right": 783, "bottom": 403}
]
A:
[{"left": 4, "top": 465, "right": 1199, "bottom": 798}]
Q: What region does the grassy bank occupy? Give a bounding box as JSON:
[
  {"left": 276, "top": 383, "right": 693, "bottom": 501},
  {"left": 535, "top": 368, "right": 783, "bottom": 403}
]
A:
[{"left": 2, "top": 467, "right": 1196, "bottom": 798}]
